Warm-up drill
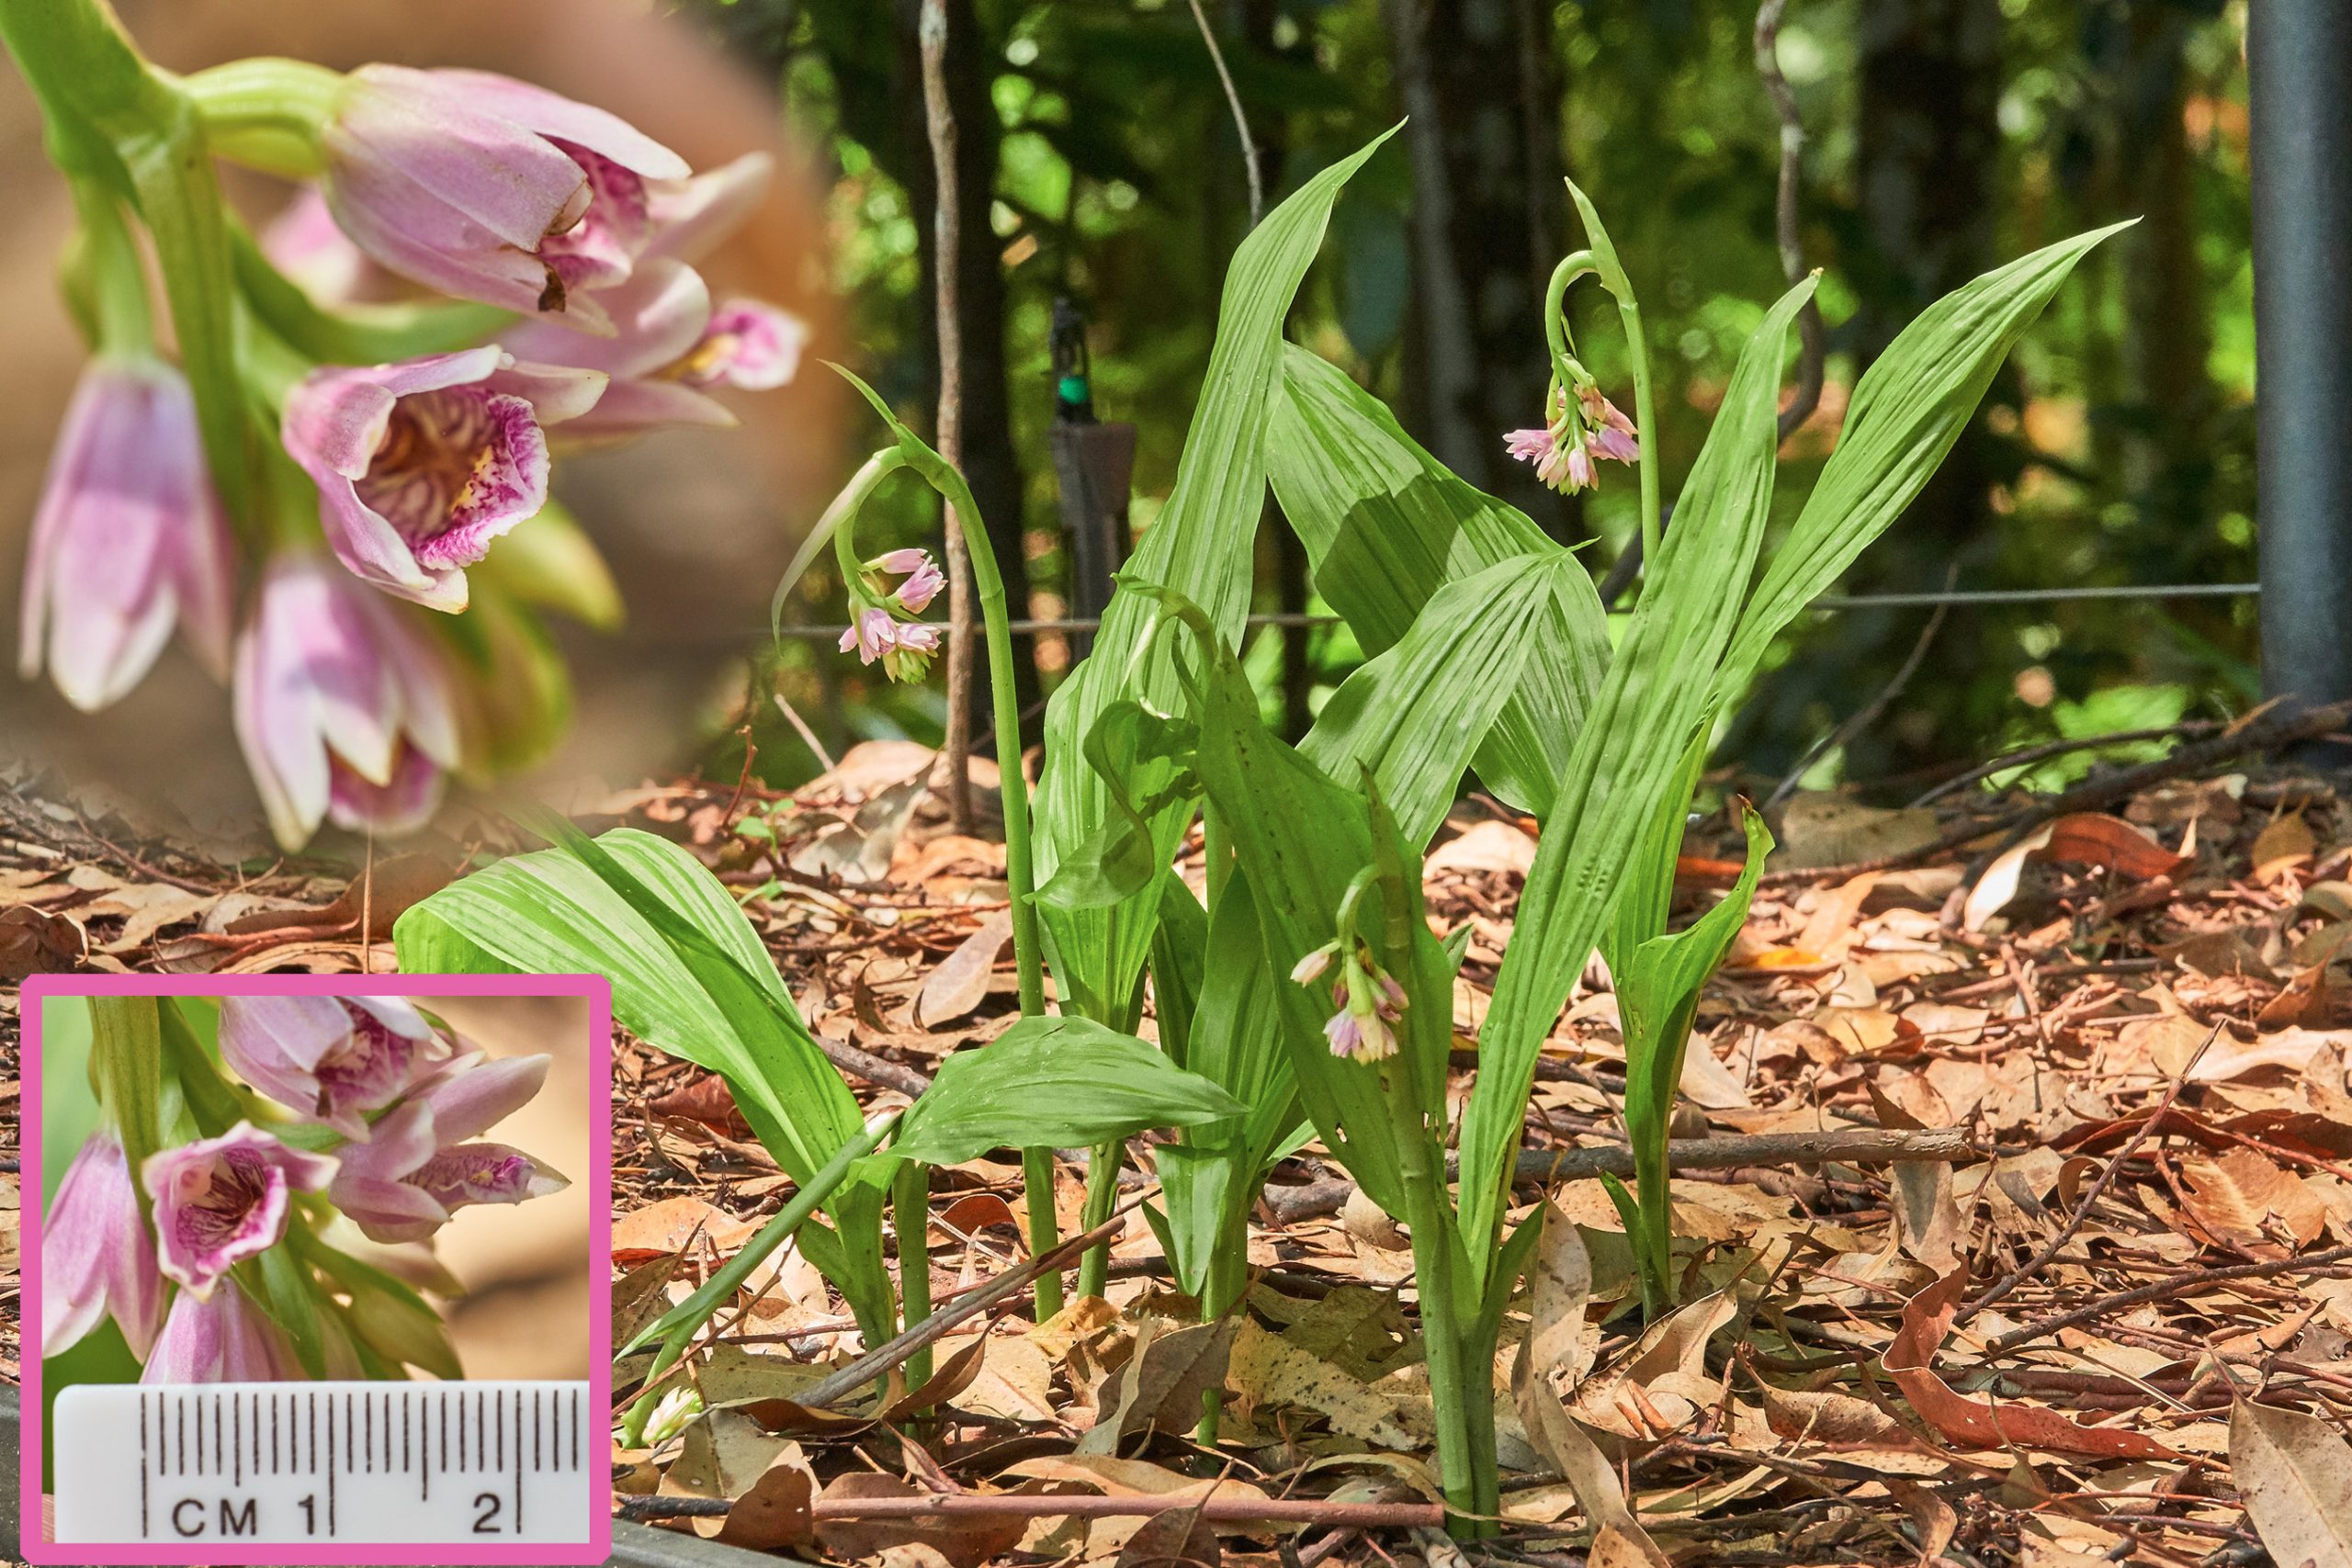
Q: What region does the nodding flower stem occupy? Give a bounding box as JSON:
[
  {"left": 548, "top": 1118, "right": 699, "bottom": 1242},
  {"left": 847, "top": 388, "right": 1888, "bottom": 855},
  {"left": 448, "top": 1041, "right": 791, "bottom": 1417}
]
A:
[{"left": 1544, "top": 245, "right": 1661, "bottom": 577}]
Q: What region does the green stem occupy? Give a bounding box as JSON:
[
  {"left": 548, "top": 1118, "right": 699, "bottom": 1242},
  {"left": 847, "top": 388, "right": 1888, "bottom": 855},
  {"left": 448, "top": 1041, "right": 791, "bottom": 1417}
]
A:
[
  {"left": 1193, "top": 1207, "right": 1250, "bottom": 1446},
  {"left": 1622, "top": 288, "right": 1660, "bottom": 573},
  {"left": 1072, "top": 1139, "right": 1122, "bottom": 1298},
  {"left": 67, "top": 175, "right": 152, "bottom": 353},
  {"left": 181, "top": 56, "right": 337, "bottom": 177},
  {"left": 86, "top": 997, "right": 164, "bottom": 1230},
  {"left": 892, "top": 1158, "right": 933, "bottom": 1389},
  {"left": 618, "top": 1110, "right": 900, "bottom": 1446},
  {"left": 1022, "top": 1146, "right": 1066, "bottom": 1322},
  {"left": 1382, "top": 1068, "right": 1480, "bottom": 1531},
  {"left": 0, "top": 0, "right": 259, "bottom": 519}
]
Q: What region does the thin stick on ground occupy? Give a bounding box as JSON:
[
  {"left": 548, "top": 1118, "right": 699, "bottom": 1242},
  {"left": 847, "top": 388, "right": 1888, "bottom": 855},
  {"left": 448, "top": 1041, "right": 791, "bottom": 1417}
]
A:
[
  {"left": 1958, "top": 1026, "right": 2215, "bottom": 1323},
  {"left": 790, "top": 1203, "right": 1138, "bottom": 1410},
  {"left": 919, "top": 0, "right": 975, "bottom": 834},
  {"left": 1984, "top": 1241, "right": 2352, "bottom": 1356},
  {"left": 619, "top": 1493, "right": 1447, "bottom": 1528}
]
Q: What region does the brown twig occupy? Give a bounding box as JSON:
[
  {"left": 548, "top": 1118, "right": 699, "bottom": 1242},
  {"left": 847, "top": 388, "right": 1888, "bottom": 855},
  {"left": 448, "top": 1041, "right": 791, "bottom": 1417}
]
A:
[
  {"left": 1765, "top": 564, "right": 1955, "bottom": 811},
  {"left": 1264, "top": 1126, "right": 1973, "bottom": 1224},
  {"left": 919, "top": 0, "right": 976, "bottom": 834},
  {"left": 1764, "top": 698, "right": 2352, "bottom": 886},
  {"left": 1957, "top": 1026, "right": 2215, "bottom": 1323},
  {"left": 1906, "top": 720, "right": 2226, "bottom": 808},
  {"left": 618, "top": 1492, "right": 1445, "bottom": 1527},
  {"left": 1984, "top": 1241, "right": 2352, "bottom": 1356}
]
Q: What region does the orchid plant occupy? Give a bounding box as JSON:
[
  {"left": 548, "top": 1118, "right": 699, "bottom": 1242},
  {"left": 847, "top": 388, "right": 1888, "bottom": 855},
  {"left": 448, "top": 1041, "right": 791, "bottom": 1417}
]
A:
[
  {"left": 2, "top": 3, "right": 807, "bottom": 850},
  {"left": 42, "top": 994, "right": 567, "bottom": 1386},
  {"left": 326, "top": 84, "right": 2128, "bottom": 1542}
]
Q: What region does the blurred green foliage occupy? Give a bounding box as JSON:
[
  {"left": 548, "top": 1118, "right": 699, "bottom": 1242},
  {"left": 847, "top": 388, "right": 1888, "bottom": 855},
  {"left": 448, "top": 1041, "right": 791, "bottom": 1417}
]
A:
[{"left": 697, "top": 0, "right": 2252, "bottom": 802}]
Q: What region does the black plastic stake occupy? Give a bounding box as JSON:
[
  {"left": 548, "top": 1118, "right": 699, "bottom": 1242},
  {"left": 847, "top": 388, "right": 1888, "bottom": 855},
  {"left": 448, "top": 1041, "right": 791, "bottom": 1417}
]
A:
[{"left": 2253, "top": 0, "right": 2352, "bottom": 712}]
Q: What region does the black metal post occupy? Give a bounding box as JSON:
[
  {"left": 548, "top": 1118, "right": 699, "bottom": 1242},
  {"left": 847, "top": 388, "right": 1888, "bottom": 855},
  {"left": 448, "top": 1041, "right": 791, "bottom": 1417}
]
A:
[{"left": 2253, "top": 0, "right": 2352, "bottom": 711}]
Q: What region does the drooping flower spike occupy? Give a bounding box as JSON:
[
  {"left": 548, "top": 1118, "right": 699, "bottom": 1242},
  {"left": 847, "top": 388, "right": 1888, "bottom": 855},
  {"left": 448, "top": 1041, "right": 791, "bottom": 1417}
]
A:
[
  {"left": 18, "top": 355, "right": 235, "bottom": 712},
  {"left": 1504, "top": 378, "right": 1636, "bottom": 495},
  {"left": 1290, "top": 899, "right": 1408, "bottom": 1066},
  {"left": 282, "top": 346, "right": 605, "bottom": 611},
  {"left": 330, "top": 1053, "right": 569, "bottom": 1245}
]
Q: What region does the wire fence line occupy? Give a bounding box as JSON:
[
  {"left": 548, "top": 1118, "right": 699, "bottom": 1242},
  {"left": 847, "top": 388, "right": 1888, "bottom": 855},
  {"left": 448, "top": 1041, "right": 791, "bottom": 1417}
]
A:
[{"left": 773, "top": 581, "right": 2259, "bottom": 639}]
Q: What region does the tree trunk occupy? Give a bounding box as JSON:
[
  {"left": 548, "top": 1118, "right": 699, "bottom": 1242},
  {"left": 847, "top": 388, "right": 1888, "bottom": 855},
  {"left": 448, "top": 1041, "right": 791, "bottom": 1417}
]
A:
[
  {"left": 1382, "top": 0, "right": 1577, "bottom": 536},
  {"left": 895, "top": 0, "right": 1038, "bottom": 732}
]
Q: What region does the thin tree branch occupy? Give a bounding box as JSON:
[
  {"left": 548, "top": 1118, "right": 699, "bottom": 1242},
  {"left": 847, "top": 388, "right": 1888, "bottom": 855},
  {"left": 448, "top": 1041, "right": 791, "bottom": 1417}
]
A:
[
  {"left": 1188, "top": 0, "right": 1262, "bottom": 227},
  {"left": 1765, "top": 564, "right": 1956, "bottom": 811},
  {"left": 1756, "top": 0, "right": 1826, "bottom": 441},
  {"left": 920, "top": 0, "right": 976, "bottom": 831}
]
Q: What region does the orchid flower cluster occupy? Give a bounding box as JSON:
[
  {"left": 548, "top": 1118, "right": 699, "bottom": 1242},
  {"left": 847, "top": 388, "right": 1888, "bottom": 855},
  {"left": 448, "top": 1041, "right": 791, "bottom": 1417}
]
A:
[
  {"left": 837, "top": 547, "right": 946, "bottom": 683},
  {"left": 1504, "top": 381, "right": 1641, "bottom": 494},
  {"left": 5, "top": 9, "right": 807, "bottom": 849},
  {"left": 41, "top": 996, "right": 564, "bottom": 1383},
  {"left": 1290, "top": 938, "right": 1408, "bottom": 1063}
]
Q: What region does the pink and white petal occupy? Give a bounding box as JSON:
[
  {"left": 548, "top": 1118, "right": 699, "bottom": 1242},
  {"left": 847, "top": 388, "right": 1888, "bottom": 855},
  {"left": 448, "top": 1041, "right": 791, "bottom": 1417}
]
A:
[
  {"left": 335, "top": 1175, "right": 453, "bottom": 1245},
  {"left": 482, "top": 362, "right": 609, "bottom": 425},
  {"left": 333, "top": 67, "right": 593, "bottom": 248},
  {"left": 410, "top": 1142, "right": 569, "bottom": 1213},
  {"left": 326, "top": 746, "right": 447, "bottom": 838},
  {"left": 404, "top": 394, "right": 548, "bottom": 571},
  {"left": 556, "top": 378, "right": 737, "bottom": 441},
  {"left": 645, "top": 152, "right": 774, "bottom": 261},
  {"left": 430, "top": 69, "right": 690, "bottom": 182},
  {"left": 503, "top": 259, "right": 712, "bottom": 376},
  {"left": 421, "top": 1054, "right": 550, "bottom": 1145}
]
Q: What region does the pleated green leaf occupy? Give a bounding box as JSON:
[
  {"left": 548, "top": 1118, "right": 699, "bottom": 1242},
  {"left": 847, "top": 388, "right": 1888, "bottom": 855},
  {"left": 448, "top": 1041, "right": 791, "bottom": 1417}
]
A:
[
  {"left": 1301, "top": 552, "right": 1570, "bottom": 848},
  {"left": 1269, "top": 346, "right": 1610, "bottom": 817},
  {"left": 1715, "top": 221, "right": 2132, "bottom": 703},
  {"left": 1031, "top": 128, "right": 1398, "bottom": 1026},
  {"left": 1459, "top": 276, "right": 1817, "bottom": 1279},
  {"left": 886, "top": 1017, "right": 1244, "bottom": 1168}
]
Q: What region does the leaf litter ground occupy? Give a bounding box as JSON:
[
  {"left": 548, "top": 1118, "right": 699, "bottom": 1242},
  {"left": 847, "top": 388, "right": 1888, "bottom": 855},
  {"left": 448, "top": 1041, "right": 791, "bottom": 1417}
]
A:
[{"left": 10, "top": 744, "right": 2352, "bottom": 1564}]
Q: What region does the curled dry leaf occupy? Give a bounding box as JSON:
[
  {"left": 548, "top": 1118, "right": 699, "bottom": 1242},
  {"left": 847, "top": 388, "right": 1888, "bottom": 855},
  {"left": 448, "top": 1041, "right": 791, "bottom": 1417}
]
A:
[
  {"left": 1509, "top": 1206, "right": 1672, "bottom": 1568},
  {"left": 1080, "top": 1317, "right": 1237, "bottom": 1454},
  {"left": 1884, "top": 1270, "right": 2179, "bottom": 1460}
]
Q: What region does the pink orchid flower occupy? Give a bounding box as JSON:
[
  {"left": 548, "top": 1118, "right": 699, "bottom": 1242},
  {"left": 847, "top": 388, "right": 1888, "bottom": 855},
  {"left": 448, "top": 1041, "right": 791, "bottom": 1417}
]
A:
[
  {"left": 40, "top": 1131, "right": 164, "bottom": 1359},
  {"left": 141, "top": 1282, "right": 303, "bottom": 1384},
  {"left": 501, "top": 260, "right": 805, "bottom": 440},
  {"left": 320, "top": 65, "right": 690, "bottom": 332},
  {"left": 18, "top": 356, "right": 234, "bottom": 712},
  {"left": 282, "top": 345, "right": 605, "bottom": 611},
  {"left": 838, "top": 606, "right": 900, "bottom": 665},
  {"left": 142, "top": 1122, "right": 339, "bottom": 1299},
  {"left": 330, "top": 1055, "right": 568, "bottom": 1244},
  {"left": 232, "top": 555, "right": 462, "bottom": 851},
  {"left": 218, "top": 995, "right": 445, "bottom": 1141}
]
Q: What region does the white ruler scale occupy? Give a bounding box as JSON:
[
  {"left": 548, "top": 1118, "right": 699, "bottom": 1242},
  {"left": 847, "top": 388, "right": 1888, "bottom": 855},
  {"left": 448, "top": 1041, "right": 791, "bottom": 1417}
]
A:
[{"left": 51, "top": 1382, "right": 595, "bottom": 1547}]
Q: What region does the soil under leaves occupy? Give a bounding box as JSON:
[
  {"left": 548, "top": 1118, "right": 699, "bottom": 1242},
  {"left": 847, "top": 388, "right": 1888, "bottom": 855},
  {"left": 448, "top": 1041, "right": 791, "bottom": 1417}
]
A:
[{"left": 10, "top": 741, "right": 2352, "bottom": 1565}]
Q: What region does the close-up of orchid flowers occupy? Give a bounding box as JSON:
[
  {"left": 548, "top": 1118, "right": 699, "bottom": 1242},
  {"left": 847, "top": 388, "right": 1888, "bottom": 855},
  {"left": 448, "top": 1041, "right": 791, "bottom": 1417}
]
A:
[
  {"left": 2, "top": 3, "right": 807, "bottom": 851},
  {"left": 40, "top": 993, "right": 566, "bottom": 1385}
]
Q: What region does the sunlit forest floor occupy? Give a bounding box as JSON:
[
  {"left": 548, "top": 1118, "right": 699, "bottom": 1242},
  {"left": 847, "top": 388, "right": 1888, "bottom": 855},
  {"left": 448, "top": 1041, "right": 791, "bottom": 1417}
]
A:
[{"left": 7, "top": 721, "right": 2352, "bottom": 1562}]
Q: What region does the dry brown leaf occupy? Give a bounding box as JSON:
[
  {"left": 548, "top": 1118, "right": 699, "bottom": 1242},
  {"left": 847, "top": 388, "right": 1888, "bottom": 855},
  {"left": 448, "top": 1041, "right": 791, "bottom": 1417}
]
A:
[
  {"left": 2178, "top": 1147, "right": 2329, "bottom": 1254},
  {"left": 2255, "top": 811, "right": 2320, "bottom": 883},
  {"left": 710, "top": 1446, "right": 819, "bottom": 1550},
  {"left": 918, "top": 912, "right": 1014, "bottom": 1028},
  {"left": 1080, "top": 1317, "right": 1236, "bottom": 1454},
  {"left": 611, "top": 1196, "right": 757, "bottom": 1262},
  {"left": 2232, "top": 1399, "right": 2352, "bottom": 1568},
  {"left": 1884, "top": 1270, "right": 2177, "bottom": 1459},
  {"left": 1226, "top": 1319, "right": 1419, "bottom": 1449}
]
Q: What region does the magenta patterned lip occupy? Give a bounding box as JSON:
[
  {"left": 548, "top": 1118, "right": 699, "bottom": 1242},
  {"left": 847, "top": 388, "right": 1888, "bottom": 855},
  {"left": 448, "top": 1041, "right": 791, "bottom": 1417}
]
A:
[{"left": 17, "top": 972, "right": 615, "bottom": 1566}]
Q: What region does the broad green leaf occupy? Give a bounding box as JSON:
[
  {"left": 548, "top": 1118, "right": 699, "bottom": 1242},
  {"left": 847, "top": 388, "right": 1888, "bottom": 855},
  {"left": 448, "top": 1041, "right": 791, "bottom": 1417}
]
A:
[
  {"left": 1301, "top": 552, "right": 1566, "bottom": 848},
  {"left": 1035, "top": 701, "right": 1200, "bottom": 919},
  {"left": 392, "top": 827, "right": 893, "bottom": 1331},
  {"left": 1716, "top": 223, "right": 2131, "bottom": 702},
  {"left": 884, "top": 1017, "right": 1244, "bottom": 1168},
  {"left": 1270, "top": 346, "right": 1609, "bottom": 817},
  {"left": 1614, "top": 807, "right": 1770, "bottom": 1313},
  {"left": 1460, "top": 276, "right": 1817, "bottom": 1280},
  {"left": 1031, "top": 128, "right": 1399, "bottom": 1028}
]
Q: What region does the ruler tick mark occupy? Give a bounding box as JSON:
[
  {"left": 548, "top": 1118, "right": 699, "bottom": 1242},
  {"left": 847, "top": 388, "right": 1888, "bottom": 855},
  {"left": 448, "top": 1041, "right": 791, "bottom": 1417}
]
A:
[
  {"left": 514, "top": 1388, "right": 524, "bottom": 1534},
  {"left": 139, "top": 1390, "right": 150, "bottom": 1540},
  {"left": 232, "top": 1392, "right": 242, "bottom": 1486}
]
